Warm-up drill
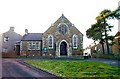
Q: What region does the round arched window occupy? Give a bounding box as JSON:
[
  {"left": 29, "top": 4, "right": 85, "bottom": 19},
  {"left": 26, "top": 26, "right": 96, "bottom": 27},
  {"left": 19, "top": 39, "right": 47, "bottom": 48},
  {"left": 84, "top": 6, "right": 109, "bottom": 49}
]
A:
[
  {"left": 72, "top": 34, "right": 78, "bottom": 49},
  {"left": 48, "top": 35, "right": 54, "bottom": 49},
  {"left": 58, "top": 23, "right": 68, "bottom": 35}
]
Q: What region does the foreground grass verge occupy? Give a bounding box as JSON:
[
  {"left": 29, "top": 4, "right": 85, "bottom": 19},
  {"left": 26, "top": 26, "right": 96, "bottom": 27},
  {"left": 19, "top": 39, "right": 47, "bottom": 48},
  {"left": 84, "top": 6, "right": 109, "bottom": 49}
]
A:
[{"left": 25, "top": 60, "right": 120, "bottom": 77}]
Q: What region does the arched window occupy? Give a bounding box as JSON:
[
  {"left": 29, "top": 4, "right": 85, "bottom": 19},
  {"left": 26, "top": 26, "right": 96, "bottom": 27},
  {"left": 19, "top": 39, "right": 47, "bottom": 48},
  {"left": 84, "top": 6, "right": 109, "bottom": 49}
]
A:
[
  {"left": 48, "top": 35, "right": 54, "bottom": 49},
  {"left": 57, "top": 23, "right": 68, "bottom": 35},
  {"left": 72, "top": 34, "right": 78, "bottom": 49}
]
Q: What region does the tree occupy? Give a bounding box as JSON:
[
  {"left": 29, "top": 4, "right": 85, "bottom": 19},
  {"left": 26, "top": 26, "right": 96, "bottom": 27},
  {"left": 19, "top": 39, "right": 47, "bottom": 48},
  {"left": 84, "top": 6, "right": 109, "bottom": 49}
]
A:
[
  {"left": 86, "top": 22, "right": 105, "bottom": 54},
  {"left": 96, "top": 7, "right": 120, "bottom": 54},
  {"left": 96, "top": 9, "right": 114, "bottom": 54},
  {"left": 111, "top": 6, "right": 120, "bottom": 19},
  {"left": 86, "top": 7, "right": 120, "bottom": 54}
]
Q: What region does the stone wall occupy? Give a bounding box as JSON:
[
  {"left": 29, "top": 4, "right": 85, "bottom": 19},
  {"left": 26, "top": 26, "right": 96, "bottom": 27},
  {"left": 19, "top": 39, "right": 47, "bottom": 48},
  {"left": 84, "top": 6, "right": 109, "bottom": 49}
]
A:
[
  {"left": 20, "top": 41, "right": 42, "bottom": 56},
  {"left": 112, "top": 37, "right": 120, "bottom": 53},
  {"left": 2, "top": 52, "right": 16, "bottom": 58}
]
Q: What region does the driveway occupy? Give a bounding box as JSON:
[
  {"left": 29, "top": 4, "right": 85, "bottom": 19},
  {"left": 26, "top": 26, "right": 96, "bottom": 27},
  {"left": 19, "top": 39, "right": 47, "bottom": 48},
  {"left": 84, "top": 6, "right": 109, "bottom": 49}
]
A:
[{"left": 2, "top": 58, "right": 58, "bottom": 79}]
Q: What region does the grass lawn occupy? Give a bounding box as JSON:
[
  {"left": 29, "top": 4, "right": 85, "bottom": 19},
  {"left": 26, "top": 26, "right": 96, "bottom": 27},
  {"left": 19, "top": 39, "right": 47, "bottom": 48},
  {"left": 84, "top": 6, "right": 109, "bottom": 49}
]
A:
[{"left": 25, "top": 60, "right": 120, "bottom": 77}]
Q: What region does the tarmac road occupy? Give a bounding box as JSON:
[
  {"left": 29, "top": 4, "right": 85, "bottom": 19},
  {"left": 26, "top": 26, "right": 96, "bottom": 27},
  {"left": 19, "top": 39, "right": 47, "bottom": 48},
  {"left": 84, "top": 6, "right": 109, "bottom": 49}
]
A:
[
  {"left": 86, "top": 58, "right": 120, "bottom": 68},
  {"left": 2, "top": 59, "right": 58, "bottom": 79}
]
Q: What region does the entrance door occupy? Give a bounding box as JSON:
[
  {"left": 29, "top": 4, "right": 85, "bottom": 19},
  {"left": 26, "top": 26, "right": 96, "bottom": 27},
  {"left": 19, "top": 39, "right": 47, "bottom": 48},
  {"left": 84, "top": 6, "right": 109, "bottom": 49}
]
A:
[
  {"left": 15, "top": 45, "right": 20, "bottom": 56},
  {"left": 60, "top": 41, "right": 67, "bottom": 56}
]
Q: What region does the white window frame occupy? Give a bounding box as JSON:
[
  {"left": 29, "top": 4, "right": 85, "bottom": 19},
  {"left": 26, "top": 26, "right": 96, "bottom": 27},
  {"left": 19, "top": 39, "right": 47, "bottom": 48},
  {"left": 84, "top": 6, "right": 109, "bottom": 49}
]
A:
[
  {"left": 72, "top": 34, "right": 78, "bottom": 49},
  {"left": 32, "top": 42, "right": 36, "bottom": 50},
  {"left": 4, "top": 37, "right": 9, "bottom": 42},
  {"left": 20, "top": 41, "right": 22, "bottom": 51},
  {"left": 57, "top": 23, "right": 68, "bottom": 35},
  {"left": 48, "top": 35, "right": 54, "bottom": 49},
  {"left": 3, "top": 48, "right": 8, "bottom": 53},
  {"left": 36, "top": 42, "right": 40, "bottom": 50},
  {"left": 28, "top": 41, "right": 40, "bottom": 50}
]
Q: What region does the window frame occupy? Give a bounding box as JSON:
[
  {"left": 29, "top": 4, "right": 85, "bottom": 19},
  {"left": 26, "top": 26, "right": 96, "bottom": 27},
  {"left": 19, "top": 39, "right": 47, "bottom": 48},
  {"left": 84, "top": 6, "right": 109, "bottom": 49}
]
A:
[
  {"left": 72, "top": 34, "right": 78, "bottom": 49},
  {"left": 3, "top": 48, "right": 8, "bottom": 53},
  {"left": 48, "top": 35, "right": 54, "bottom": 49},
  {"left": 28, "top": 41, "right": 40, "bottom": 50},
  {"left": 4, "top": 37, "right": 9, "bottom": 42},
  {"left": 57, "top": 23, "right": 68, "bottom": 35}
]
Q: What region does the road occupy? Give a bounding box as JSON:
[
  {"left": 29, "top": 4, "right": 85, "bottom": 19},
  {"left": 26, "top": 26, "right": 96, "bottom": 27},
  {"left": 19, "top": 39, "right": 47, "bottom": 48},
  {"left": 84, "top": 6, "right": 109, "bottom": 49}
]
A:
[
  {"left": 86, "top": 58, "right": 120, "bottom": 68},
  {"left": 2, "top": 59, "right": 58, "bottom": 79}
]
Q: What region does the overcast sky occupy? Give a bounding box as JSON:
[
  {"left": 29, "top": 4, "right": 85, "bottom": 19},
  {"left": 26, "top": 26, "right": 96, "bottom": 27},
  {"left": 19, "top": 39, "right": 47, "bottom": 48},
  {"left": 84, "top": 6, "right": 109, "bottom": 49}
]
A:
[{"left": 0, "top": 0, "right": 119, "bottom": 48}]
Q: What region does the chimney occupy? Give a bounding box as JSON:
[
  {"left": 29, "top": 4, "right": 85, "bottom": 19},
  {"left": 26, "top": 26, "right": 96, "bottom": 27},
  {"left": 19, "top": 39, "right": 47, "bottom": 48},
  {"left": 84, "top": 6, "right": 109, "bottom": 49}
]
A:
[
  {"left": 51, "top": 23, "right": 54, "bottom": 26},
  {"left": 25, "top": 29, "right": 28, "bottom": 35},
  {"left": 10, "top": 27, "right": 14, "bottom": 31}
]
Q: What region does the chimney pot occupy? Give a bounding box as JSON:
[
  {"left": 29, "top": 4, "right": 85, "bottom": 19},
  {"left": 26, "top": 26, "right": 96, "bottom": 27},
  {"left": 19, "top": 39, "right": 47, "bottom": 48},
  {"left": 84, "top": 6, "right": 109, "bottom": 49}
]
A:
[{"left": 25, "top": 29, "right": 28, "bottom": 35}]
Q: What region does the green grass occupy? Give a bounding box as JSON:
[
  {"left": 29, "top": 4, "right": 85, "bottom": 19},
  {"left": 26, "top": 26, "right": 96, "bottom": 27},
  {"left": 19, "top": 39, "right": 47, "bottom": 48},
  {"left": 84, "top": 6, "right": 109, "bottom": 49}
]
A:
[{"left": 25, "top": 60, "right": 120, "bottom": 77}]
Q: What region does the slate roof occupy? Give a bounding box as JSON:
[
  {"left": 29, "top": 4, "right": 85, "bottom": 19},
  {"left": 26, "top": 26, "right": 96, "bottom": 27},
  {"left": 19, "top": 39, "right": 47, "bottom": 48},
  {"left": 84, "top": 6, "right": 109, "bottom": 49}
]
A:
[{"left": 21, "top": 33, "right": 43, "bottom": 41}]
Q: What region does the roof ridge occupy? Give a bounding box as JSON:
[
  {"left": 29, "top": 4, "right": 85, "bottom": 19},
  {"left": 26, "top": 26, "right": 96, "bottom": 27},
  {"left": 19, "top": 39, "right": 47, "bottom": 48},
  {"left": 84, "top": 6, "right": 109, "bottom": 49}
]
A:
[{"left": 28, "top": 33, "right": 43, "bottom": 34}]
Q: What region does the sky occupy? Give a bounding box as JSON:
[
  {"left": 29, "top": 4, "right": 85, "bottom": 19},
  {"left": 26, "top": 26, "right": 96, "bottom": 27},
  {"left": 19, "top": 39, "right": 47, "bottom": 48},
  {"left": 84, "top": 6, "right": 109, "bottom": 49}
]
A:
[{"left": 0, "top": 0, "right": 119, "bottom": 48}]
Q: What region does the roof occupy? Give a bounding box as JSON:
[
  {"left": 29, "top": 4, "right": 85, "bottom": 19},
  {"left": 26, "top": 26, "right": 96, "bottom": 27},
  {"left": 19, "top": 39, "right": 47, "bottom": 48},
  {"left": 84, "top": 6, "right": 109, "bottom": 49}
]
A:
[
  {"left": 21, "top": 33, "right": 43, "bottom": 41},
  {"left": 115, "top": 32, "right": 120, "bottom": 37},
  {"left": 59, "top": 14, "right": 72, "bottom": 24}
]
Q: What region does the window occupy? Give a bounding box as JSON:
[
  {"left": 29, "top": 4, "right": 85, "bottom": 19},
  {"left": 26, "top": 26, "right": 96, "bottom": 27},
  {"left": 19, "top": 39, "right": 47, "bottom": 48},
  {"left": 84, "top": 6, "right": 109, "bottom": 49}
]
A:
[
  {"left": 48, "top": 35, "right": 54, "bottom": 49},
  {"left": 36, "top": 42, "right": 40, "bottom": 49},
  {"left": 32, "top": 42, "right": 36, "bottom": 49},
  {"left": 3, "top": 48, "right": 8, "bottom": 53},
  {"left": 58, "top": 23, "right": 68, "bottom": 35},
  {"left": 28, "top": 42, "right": 40, "bottom": 50},
  {"left": 72, "top": 34, "right": 78, "bottom": 49},
  {"left": 4, "top": 37, "right": 9, "bottom": 42}
]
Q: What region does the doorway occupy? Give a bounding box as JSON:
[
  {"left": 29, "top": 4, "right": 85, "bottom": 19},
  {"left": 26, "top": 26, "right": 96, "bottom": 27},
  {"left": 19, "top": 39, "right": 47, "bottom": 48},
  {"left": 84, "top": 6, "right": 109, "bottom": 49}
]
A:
[{"left": 60, "top": 41, "right": 67, "bottom": 56}]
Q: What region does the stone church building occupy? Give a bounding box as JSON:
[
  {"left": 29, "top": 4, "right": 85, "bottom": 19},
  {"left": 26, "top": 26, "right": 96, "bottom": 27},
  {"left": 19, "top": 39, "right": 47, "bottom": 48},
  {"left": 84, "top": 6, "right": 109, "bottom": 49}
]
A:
[
  {"left": 1, "top": 14, "right": 83, "bottom": 57},
  {"left": 42, "top": 14, "right": 83, "bottom": 57}
]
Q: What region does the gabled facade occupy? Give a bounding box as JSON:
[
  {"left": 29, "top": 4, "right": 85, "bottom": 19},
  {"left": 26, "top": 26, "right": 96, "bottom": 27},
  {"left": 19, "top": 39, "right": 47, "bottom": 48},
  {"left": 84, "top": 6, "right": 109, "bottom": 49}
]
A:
[
  {"left": 0, "top": 27, "right": 22, "bottom": 57},
  {"left": 20, "top": 29, "right": 43, "bottom": 56},
  {"left": 43, "top": 14, "right": 83, "bottom": 57}
]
